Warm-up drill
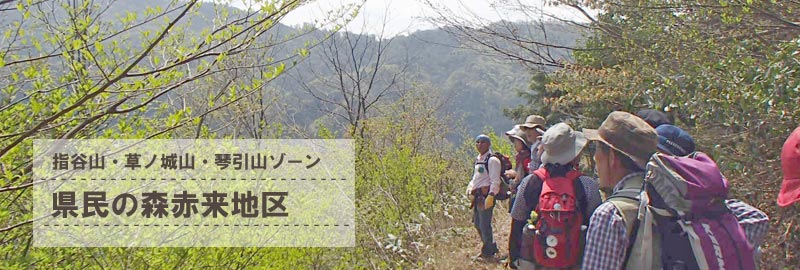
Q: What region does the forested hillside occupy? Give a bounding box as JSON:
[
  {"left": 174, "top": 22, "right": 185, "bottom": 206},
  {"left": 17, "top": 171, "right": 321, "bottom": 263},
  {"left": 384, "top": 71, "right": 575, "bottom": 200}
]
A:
[{"left": 0, "top": 0, "right": 581, "bottom": 141}]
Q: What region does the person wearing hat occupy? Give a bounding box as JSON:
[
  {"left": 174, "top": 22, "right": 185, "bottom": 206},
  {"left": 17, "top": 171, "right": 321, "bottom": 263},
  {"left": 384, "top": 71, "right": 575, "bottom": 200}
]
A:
[
  {"left": 502, "top": 125, "right": 531, "bottom": 268},
  {"left": 506, "top": 115, "right": 546, "bottom": 267},
  {"left": 655, "top": 124, "right": 769, "bottom": 267},
  {"left": 467, "top": 134, "right": 501, "bottom": 261},
  {"left": 654, "top": 124, "right": 695, "bottom": 156},
  {"left": 511, "top": 123, "right": 602, "bottom": 270},
  {"left": 504, "top": 125, "right": 532, "bottom": 201},
  {"left": 519, "top": 115, "right": 547, "bottom": 172},
  {"left": 580, "top": 111, "right": 658, "bottom": 269},
  {"left": 582, "top": 112, "right": 767, "bottom": 269},
  {"left": 779, "top": 126, "right": 800, "bottom": 208}
]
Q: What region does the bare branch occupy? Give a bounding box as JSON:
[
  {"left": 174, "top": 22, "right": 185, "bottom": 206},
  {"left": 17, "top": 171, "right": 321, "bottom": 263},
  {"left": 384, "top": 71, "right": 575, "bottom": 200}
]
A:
[{"left": 0, "top": 0, "right": 199, "bottom": 158}]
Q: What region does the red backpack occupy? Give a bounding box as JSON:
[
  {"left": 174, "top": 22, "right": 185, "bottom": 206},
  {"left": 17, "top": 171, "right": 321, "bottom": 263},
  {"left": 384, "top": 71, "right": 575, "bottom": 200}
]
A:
[{"left": 523, "top": 168, "right": 585, "bottom": 268}]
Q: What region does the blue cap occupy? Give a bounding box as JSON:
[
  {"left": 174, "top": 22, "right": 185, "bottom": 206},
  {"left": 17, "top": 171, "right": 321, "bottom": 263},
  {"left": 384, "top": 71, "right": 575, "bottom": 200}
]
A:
[
  {"left": 475, "top": 134, "right": 491, "bottom": 143},
  {"left": 655, "top": 124, "right": 695, "bottom": 156}
]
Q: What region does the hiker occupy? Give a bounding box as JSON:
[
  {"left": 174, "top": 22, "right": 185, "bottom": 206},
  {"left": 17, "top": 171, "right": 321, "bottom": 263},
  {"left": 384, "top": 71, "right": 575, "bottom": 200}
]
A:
[
  {"left": 505, "top": 125, "right": 532, "bottom": 206},
  {"left": 502, "top": 125, "right": 532, "bottom": 268},
  {"left": 467, "top": 134, "right": 501, "bottom": 261},
  {"left": 519, "top": 115, "right": 547, "bottom": 171},
  {"left": 511, "top": 123, "right": 602, "bottom": 270},
  {"left": 778, "top": 126, "right": 800, "bottom": 207},
  {"left": 582, "top": 111, "right": 758, "bottom": 270},
  {"left": 655, "top": 124, "right": 769, "bottom": 265},
  {"left": 504, "top": 115, "right": 546, "bottom": 268}
]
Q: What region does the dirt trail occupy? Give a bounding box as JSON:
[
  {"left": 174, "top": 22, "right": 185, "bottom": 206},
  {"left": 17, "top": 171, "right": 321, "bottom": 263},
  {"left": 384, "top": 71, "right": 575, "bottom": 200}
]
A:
[{"left": 425, "top": 202, "right": 516, "bottom": 270}]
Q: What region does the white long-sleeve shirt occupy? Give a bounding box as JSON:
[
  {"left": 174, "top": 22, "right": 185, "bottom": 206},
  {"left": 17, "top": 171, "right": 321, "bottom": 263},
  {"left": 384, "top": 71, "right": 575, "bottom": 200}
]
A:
[{"left": 467, "top": 151, "right": 501, "bottom": 196}]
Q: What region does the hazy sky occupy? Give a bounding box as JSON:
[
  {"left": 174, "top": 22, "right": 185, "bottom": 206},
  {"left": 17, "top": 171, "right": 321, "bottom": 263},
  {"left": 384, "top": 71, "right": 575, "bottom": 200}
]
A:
[{"left": 231, "top": 0, "right": 592, "bottom": 36}]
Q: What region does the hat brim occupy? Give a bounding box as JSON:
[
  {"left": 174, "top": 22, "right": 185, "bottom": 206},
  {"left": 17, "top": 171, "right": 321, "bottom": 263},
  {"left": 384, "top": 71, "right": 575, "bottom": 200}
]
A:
[
  {"left": 510, "top": 136, "right": 529, "bottom": 147},
  {"left": 520, "top": 123, "right": 544, "bottom": 130},
  {"left": 583, "top": 128, "right": 649, "bottom": 169},
  {"left": 541, "top": 132, "right": 588, "bottom": 165},
  {"left": 505, "top": 127, "right": 529, "bottom": 147},
  {"left": 583, "top": 128, "right": 601, "bottom": 141}
]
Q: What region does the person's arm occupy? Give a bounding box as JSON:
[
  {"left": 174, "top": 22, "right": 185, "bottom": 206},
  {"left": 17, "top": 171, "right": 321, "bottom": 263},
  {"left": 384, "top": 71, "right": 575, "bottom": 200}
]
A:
[
  {"left": 582, "top": 202, "right": 629, "bottom": 270},
  {"left": 509, "top": 159, "right": 526, "bottom": 190},
  {"left": 513, "top": 166, "right": 523, "bottom": 189},
  {"left": 725, "top": 199, "right": 769, "bottom": 247},
  {"left": 510, "top": 175, "right": 531, "bottom": 220},
  {"left": 581, "top": 176, "right": 603, "bottom": 215},
  {"left": 467, "top": 157, "right": 477, "bottom": 196},
  {"left": 523, "top": 174, "right": 543, "bottom": 213},
  {"left": 488, "top": 156, "right": 502, "bottom": 195}
]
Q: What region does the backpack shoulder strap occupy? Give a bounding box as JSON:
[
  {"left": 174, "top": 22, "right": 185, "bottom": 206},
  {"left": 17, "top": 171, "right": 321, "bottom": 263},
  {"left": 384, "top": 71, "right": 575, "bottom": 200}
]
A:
[
  {"left": 532, "top": 167, "right": 546, "bottom": 178},
  {"left": 607, "top": 180, "right": 643, "bottom": 266},
  {"left": 476, "top": 153, "right": 493, "bottom": 173},
  {"left": 606, "top": 174, "right": 642, "bottom": 236},
  {"left": 607, "top": 193, "right": 639, "bottom": 237}
]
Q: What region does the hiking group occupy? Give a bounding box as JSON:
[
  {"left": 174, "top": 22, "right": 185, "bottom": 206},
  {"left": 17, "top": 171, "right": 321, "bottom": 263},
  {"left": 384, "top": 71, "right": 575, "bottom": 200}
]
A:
[{"left": 467, "top": 110, "right": 800, "bottom": 269}]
